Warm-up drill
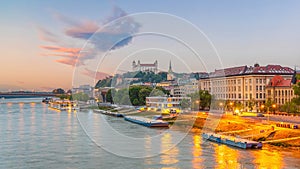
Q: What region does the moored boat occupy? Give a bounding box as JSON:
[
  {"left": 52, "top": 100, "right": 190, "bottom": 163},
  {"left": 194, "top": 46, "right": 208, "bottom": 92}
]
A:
[
  {"left": 202, "top": 132, "right": 262, "bottom": 149},
  {"left": 48, "top": 99, "right": 79, "bottom": 111},
  {"left": 124, "top": 116, "right": 169, "bottom": 127}
]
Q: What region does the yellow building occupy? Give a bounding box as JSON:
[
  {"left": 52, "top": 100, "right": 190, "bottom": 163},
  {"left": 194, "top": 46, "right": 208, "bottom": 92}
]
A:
[{"left": 199, "top": 64, "right": 294, "bottom": 111}]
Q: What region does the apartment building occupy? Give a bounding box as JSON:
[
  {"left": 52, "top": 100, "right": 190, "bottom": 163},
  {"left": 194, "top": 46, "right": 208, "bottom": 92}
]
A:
[
  {"left": 199, "top": 64, "right": 294, "bottom": 111},
  {"left": 266, "top": 75, "right": 296, "bottom": 105}
]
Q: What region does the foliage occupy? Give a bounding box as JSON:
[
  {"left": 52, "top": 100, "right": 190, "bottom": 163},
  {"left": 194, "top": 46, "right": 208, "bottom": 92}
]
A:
[
  {"left": 180, "top": 98, "right": 191, "bottom": 109},
  {"left": 72, "top": 92, "right": 89, "bottom": 101},
  {"left": 52, "top": 88, "right": 65, "bottom": 94},
  {"left": 106, "top": 89, "right": 114, "bottom": 104},
  {"left": 95, "top": 77, "right": 112, "bottom": 88},
  {"left": 188, "top": 90, "right": 212, "bottom": 110},
  {"left": 109, "top": 85, "right": 156, "bottom": 106},
  {"left": 280, "top": 101, "right": 299, "bottom": 114},
  {"left": 122, "top": 71, "right": 167, "bottom": 84}
]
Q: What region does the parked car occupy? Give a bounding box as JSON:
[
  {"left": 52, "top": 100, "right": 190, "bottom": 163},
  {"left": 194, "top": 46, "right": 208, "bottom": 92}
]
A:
[{"left": 257, "top": 113, "right": 265, "bottom": 117}]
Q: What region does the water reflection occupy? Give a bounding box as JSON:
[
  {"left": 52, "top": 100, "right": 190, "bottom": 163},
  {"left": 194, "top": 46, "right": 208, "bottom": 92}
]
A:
[
  {"left": 160, "top": 133, "right": 179, "bottom": 166},
  {"left": 252, "top": 149, "right": 283, "bottom": 169},
  {"left": 214, "top": 144, "right": 241, "bottom": 169},
  {"left": 192, "top": 135, "right": 203, "bottom": 169}
]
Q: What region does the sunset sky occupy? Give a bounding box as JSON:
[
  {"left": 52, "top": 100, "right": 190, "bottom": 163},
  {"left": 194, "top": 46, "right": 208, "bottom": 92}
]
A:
[{"left": 1, "top": 0, "right": 300, "bottom": 91}]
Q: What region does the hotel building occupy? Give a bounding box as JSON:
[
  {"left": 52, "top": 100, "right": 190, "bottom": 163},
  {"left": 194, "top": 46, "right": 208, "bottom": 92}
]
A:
[{"left": 199, "top": 64, "right": 294, "bottom": 111}]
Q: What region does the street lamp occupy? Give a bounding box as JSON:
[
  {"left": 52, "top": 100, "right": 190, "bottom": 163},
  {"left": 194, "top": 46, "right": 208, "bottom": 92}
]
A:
[{"left": 195, "top": 100, "right": 200, "bottom": 111}]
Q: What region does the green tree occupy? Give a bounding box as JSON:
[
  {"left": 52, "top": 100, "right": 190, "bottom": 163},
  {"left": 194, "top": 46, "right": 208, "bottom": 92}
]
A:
[
  {"left": 106, "top": 89, "right": 114, "bottom": 103},
  {"left": 72, "top": 92, "right": 89, "bottom": 101},
  {"left": 180, "top": 98, "right": 191, "bottom": 109},
  {"left": 188, "top": 90, "right": 212, "bottom": 110},
  {"left": 138, "top": 88, "right": 152, "bottom": 105}
]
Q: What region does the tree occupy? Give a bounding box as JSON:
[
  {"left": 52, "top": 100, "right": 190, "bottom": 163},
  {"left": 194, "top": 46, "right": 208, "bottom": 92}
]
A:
[
  {"left": 72, "top": 92, "right": 89, "bottom": 101},
  {"left": 52, "top": 88, "right": 65, "bottom": 94},
  {"left": 180, "top": 98, "right": 191, "bottom": 109},
  {"left": 138, "top": 88, "right": 152, "bottom": 105},
  {"left": 106, "top": 89, "right": 114, "bottom": 104},
  {"left": 188, "top": 90, "right": 212, "bottom": 110}
]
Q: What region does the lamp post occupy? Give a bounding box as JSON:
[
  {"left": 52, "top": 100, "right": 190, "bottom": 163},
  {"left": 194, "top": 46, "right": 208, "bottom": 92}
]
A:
[{"left": 195, "top": 100, "right": 200, "bottom": 111}]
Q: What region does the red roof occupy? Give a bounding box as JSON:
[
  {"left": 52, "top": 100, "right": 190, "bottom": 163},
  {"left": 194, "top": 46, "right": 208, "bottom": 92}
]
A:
[
  {"left": 208, "top": 64, "right": 294, "bottom": 78},
  {"left": 267, "top": 75, "right": 292, "bottom": 87}
]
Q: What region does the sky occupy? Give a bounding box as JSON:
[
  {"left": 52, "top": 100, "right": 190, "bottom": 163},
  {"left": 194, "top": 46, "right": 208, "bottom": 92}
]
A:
[{"left": 0, "top": 0, "right": 300, "bottom": 91}]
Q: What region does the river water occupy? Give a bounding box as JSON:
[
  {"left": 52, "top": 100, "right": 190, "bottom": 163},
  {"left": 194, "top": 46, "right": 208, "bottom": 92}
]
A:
[{"left": 0, "top": 98, "right": 299, "bottom": 169}]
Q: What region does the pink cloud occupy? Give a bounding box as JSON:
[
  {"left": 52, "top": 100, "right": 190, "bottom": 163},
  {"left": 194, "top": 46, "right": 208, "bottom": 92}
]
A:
[
  {"left": 82, "top": 68, "right": 111, "bottom": 80},
  {"left": 37, "top": 26, "right": 58, "bottom": 43},
  {"left": 65, "top": 20, "right": 99, "bottom": 39}
]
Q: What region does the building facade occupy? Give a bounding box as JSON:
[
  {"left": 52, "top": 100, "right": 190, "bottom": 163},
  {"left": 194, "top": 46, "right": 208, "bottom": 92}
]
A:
[
  {"left": 266, "top": 75, "right": 296, "bottom": 105},
  {"left": 172, "top": 78, "right": 199, "bottom": 97},
  {"left": 199, "top": 64, "right": 294, "bottom": 111},
  {"left": 132, "top": 60, "right": 158, "bottom": 73},
  {"left": 146, "top": 96, "right": 191, "bottom": 109}
]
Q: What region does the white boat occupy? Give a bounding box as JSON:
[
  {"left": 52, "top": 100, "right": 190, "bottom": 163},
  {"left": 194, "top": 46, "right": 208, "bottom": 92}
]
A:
[{"left": 48, "top": 99, "right": 79, "bottom": 111}]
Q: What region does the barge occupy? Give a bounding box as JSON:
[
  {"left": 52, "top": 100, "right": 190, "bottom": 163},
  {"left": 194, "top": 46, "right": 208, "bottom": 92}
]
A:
[
  {"left": 124, "top": 116, "right": 169, "bottom": 128},
  {"left": 98, "top": 110, "right": 124, "bottom": 117},
  {"left": 202, "top": 132, "right": 262, "bottom": 149},
  {"left": 48, "top": 99, "right": 79, "bottom": 111}
]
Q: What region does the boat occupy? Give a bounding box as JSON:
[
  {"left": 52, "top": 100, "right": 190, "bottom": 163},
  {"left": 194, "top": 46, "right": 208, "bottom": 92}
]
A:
[
  {"left": 48, "top": 99, "right": 79, "bottom": 111},
  {"left": 42, "top": 97, "right": 52, "bottom": 104},
  {"left": 97, "top": 109, "right": 124, "bottom": 117},
  {"left": 124, "top": 116, "right": 169, "bottom": 127},
  {"left": 202, "top": 132, "right": 262, "bottom": 149}
]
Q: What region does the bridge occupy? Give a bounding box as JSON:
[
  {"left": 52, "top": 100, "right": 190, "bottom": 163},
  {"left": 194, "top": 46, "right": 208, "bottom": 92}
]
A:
[{"left": 0, "top": 92, "right": 56, "bottom": 99}]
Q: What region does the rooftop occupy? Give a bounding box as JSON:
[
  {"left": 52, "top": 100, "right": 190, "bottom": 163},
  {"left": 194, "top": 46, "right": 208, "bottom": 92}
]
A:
[
  {"left": 208, "top": 64, "right": 294, "bottom": 78},
  {"left": 266, "top": 75, "right": 292, "bottom": 87}
]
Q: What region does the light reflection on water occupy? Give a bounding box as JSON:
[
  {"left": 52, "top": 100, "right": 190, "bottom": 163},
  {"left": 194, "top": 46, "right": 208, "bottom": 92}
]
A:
[{"left": 0, "top": 98, "right": 299, "bottom": 169}]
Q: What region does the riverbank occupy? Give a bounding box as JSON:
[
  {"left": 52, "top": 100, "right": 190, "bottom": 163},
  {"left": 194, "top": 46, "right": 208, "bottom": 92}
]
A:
[{"left": 93, "top": 107, "right": 300, "bottom": 149}]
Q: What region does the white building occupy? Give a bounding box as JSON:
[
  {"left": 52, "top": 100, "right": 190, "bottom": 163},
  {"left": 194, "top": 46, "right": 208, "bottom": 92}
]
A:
[
  {"left": 146, "top": 96, "right": 191, "bottom": 109},
  {"left": 172, "top": 78, "right": 199, "bottom": 97},
  {"left": 132, "top": 60, "right": 158, "bottom": 73},
  {"left": 199, "top": 64, "right": 294, "bottom": 111}
]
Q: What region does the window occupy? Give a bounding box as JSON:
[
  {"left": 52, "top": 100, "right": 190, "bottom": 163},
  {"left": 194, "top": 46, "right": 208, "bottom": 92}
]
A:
[
  {"left": 249, "top": 79, "right": 252, "bottom": 84},
  {"left": 256, "top": 93, "right": 259, "bottom": 99},
  {"left": 259, "top": 79, "right": 262, "bottom": 84},
  {"left": 245, "top": 86, "right": 248, "bottom": 91},
  {"left": 256, "top": 86, "right": 259, "bottom": 91},
  {"left": 239, "top": 94, "right": 242, "bottom": 99},
  {"left": 256, "top": 79, "right": 259, "bottom": 83},
  {"left": 245, "top": 79, "right": 248, "bottom": 84},
  {"left": 259, "top": 86, "right": 262, "bottom": 91},
  {"left": 245, "top": 94, "right": 248, "bottom": 99},
  {"left": 238, "top": 86, "right": 241, "bottom": 92},
  {"left": 249, "top": 86, "right": 252, "bottom": 91},
  {"left": 250, "top": 94, "right": 252, "bottom": 99},
  {"left": 260, "top": 93, "right": 262, "bottom": 99}
]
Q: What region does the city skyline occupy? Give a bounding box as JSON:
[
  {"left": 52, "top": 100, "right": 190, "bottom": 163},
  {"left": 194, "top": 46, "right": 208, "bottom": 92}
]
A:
[{"left": 1, "top": 0, "right": 300, "bottom": 91}]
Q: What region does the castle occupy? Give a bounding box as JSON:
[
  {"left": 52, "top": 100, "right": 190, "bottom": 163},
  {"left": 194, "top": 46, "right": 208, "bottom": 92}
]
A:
[{"left": 132, "top": 60, "right": 158, "bottom": 73}]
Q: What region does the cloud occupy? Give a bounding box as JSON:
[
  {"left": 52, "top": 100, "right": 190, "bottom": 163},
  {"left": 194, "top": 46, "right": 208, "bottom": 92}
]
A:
[
  {"left": 40, "top": 45, "right": 81, "bottom": 56},
  {"left": 60, "top": 6, "right": 140, "bottom": 51},
  {"left": 39, "top": 5, "right": 140, "bottom": 67},
  {"left": 65, "top": 20, "right": 99, "bottom": 39},
  {"left": 37, "top": 26, "right": 58, "bottom": 43},
  {"left": 40, "top": 45, "right": 95, "bottom": 66},
  {"left": 82, "top": 68, "right": 111, "bottom": 80}
]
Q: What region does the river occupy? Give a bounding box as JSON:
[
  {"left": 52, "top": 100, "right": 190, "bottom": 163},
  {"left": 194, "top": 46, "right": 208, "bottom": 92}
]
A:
[{"left": 0, "top": 98, "right": 299, "bottom": 169}]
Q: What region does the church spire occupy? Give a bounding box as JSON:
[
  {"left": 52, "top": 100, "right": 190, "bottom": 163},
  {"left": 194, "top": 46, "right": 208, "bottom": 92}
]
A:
[{"left": 168, "top": 60, "right": 172, "bottom": 72}]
